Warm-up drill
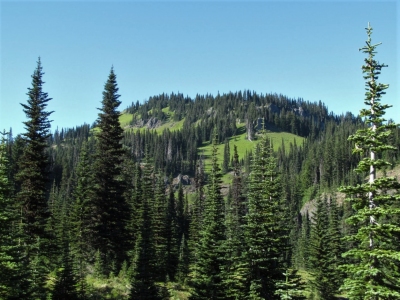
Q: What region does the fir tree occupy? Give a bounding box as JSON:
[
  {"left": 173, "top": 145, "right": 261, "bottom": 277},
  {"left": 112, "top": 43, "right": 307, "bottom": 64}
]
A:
[
  {"left": 153, "top": 174, "right": 167, "bottom": 281},
  {"left": 0, "top": 132, "right": 29, "bottom": 299},
  {"left": 165, "top": 176, "right": 179, "bottom": 281},
  {"left": 339, "top": 23, "right": 400, "bottom": 299},
  {"left": 190, "top": 131, "right": 226, "bottom": 299},
  {"left": 17, "top": 58, "right": 53, "bottom": 239},
  {"left": 222, "top": 145, "right": 247, "bottom": 299},
  {"left": 309, "top": 196, "right": 337, "bottom": 299},
  {"left": 70, "top": 141, "right": 93, "bottom": 297},
  {"left": 16, "top": 58, "right": 53, "bottom": 298},
  {"left": 51, "top": 204, "right": 79, "bottom": 300},
  {"left": 244, "top": 132, "right": 288, "bottom": 299},
  {"left": 129, "top": 161, "right": 159, "bottom": 300},
  {"left": 222, "top": 138, "right": 230, "bottom": 173},
  {"left": 274, "top": 269, "right": 306, "bottom": 300},
  {"left": 91, "top": 67, "right": 129, "bottom": 273}
]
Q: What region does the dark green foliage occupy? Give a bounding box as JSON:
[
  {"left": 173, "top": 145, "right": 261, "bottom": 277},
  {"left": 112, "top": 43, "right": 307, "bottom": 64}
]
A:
[
  {"left": 0, "top": 133, "right": 29, "bottom": 299},
  {"left": 153, "top": 174, "right": 167, "bottom": 281},
  {"left": 189, "top": 158, "right": 205, "bottom": 258},
  {"left": 244, "top": 132, "right": 288, "bottom": 299},
  {"left": 309, "top": 196, "right": 337, "bottom": 299},
  {"left": 16, "top": 58, "right": 53, "bottom": 239},
  {"left": 15, "top": 58, "right": 54, "bottom": 298},
  {"left": 222, "top": 145, "right": 247, "bottom": 299},
  {"left": 70, "top": 141, "right": 93, "bottom": 297},
  {"left": 176, "top": 233, "right": 190, "bottom": 284},
  {"left": 51, "top": 241, "right": 79, "bottom": 300},
  {"left": 129, "top": 162, "right": 159, "bottom": 300},
  {"left": 222, "top": 138, "right": 230, "bottom": 173},
  {"left": 339, "top": 24, "right": 400, "bottom": 299},
  {"left": 190, "top": 131, "right": 226, "bottom": 299},
  {"left": 91, "top": 68, "right": 130, "bottom": 273},
  {"left": 165, "top": 177, "right": 179, "bottom": 281}
]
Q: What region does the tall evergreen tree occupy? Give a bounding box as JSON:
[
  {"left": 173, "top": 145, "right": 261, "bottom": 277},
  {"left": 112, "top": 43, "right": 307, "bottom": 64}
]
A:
[
  {"left": 129, "top": 161, "right": 159, "bottom": 300},
  {"left": 70, "top": 141, "right": 93, "bottom": 297},
  {"left": 51, "top": 202, "right": 79, "bottom": 300},
  {"left": 222, "top": 138, "right": 230, "bottom": 174},
  {"left": 190, "top": 131, "right": 226, "bottom": 299},
  {"left": 309, "top": 196, "right": 337, "bottom": 299},
  {"left": 244, "top": 132, "right": 288, "bottom": 299},
  {"left": 153, "top": 174, "right": 167, "bottom": 281},
  {"left": 339, "top": 23, "right": 400, "bottom": 299},
  {"left": 222, "top": 145, "right": 247, "bottom": 299},
  {"left": 0, "top": 132, "right": 29, "bottom": 299},
  {"left": 165, "top": 177, "right": 179, "bottom": 281},
  {"left": 91, "top": 67, "right": 129, "bottom": 273},
  {"left": 16, "top": 58, "right": 54, "bottom": 298}
]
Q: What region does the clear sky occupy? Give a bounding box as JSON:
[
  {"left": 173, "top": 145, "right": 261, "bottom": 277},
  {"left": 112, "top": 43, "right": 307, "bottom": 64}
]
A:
[{"left": 1, "top": 0, "right": 398, "bottom": 136}]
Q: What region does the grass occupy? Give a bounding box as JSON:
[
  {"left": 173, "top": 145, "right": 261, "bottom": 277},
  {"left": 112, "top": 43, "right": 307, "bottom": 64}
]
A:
[
  {"left": 121, "top": 107, "right": 185, "bottom": 134},
  {"left": 198, "top": 123, "right": 304, "bottom": 173},
  {"left": 119, "top": 113, "right": 134, "bottom": 127}
]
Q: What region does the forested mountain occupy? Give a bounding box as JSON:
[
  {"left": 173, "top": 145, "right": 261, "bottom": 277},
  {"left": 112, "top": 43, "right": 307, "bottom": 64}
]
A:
[{"left": 1, "top": 25, "right": 399, "bottom": 299}]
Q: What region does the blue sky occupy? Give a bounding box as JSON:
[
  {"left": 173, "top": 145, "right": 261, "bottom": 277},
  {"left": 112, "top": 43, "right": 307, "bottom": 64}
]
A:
[{"left": 1, "top": 1, "right": 398, "bottom": 135}]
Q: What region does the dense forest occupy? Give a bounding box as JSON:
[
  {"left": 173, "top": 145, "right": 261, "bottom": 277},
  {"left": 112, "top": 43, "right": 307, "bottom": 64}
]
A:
[{"left": 1, "top": 25, "right": 399, "bottom": 300}]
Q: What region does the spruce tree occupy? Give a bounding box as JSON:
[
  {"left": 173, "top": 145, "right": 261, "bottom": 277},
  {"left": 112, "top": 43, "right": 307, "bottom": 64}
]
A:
[
  {"left": 309, "top": 196, "right": 337, "bottom": 299},
  {"left": 0, "top": 132, "right": 29, "bottom": 299},
  {"left": 190, "top": 131, "right": 226, "bottom": 299},
  {"left": 339, "top": 23, "right": 400, "bottom": 299},
  {"left": 222, "top": 145, "right": 247, "bottom": 299},
  {"left": 244, "top": 132, "right": 287, "bottom": 299},
  {"left": 165, "top": 177, "right": 179, "bottom": 281},
  {"left": 129, "top": 161, "right": 159, "bottom": 300},
  {"left": 153, "top": 174, "right": 167, "bottom": 281},
  {"left": 17, "top": 58, "right": 53, "bottom": 238},
  {"left": 16, "top": 58, "right": 53, "bottom": 298},
  {"left": 274, "top": 269, "right": 306, "bottom": 300},
  {"left": 51, "top": 203, "right": 79, "bottom": 300},
  {"left": 70, "top": 141, "right": 93, "bottom": 297},
  {"left": 189, "top": 157, "right": 205, "bottom": 260},
  {"left": 91, "top": 67, "right": 129, "bottom": 273}
]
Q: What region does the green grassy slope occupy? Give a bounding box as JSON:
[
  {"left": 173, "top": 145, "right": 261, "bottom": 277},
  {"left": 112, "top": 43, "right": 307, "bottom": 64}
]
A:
[
  {"left": 198, "top": 123, "right": 304, "bottom": 170},
  {"left": 120, "top": 107, "right": 185, "bottom": 133}
]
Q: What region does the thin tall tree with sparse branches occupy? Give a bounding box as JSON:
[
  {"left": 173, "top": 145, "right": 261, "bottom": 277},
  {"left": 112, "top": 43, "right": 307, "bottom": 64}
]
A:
[{"left": 339, "top": 23, "right": 400, "bottom": 299}]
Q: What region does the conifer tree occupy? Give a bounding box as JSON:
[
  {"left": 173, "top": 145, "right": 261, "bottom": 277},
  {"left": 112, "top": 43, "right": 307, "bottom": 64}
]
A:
[
  {"left": 17, "top": 58, "right": 53, "bottom": 238},
  {"left": 309, "top": 196, "right": 337, "bottom": 299},
  {"left": 153, "top": 174, "right": 167, "bottom": 281},
  {"left": 0, "top": 132, "right": 29, "bottom": 299},
  {"left": 165, "top": 177, "right": 179, "bottom": 281},
  {"left": 274, "top": 269, "right": 306, "bottom": 300},
  {"left": 190, "top": 131, "right": 226, "bottom": 299},
  {"left": 244, "top": 132, "right": 287, "bottom": 299},
  {"left": 51, "top": 203, "right": 79, "bottom": 300},
  {"left": 91, "top": 67, "right": 129, "bottom": 273},
  {"left": 70, "top": 141, "right": 93, "bottom": 297},
  {"left": 16, "top": 58, "right": 53, "bottom": 298},
  {"left": 222, "top": 145, "right": 247, "bottom": 299},
  {"left": 222, "top": 138, "right": 230, "bottom": 173},
  {"left": 328, "top": 196, "right": 343, "bottom": 292},
  {"left": 176, "top": 233, "right": 190, "bottom": 284},
  {"left": 339, "top": 23, "right": 400, "bottom": 299},
  {"left": 129, "top": 161, "right": 159, "bottom": 300},
  {"left": 189, "top": 157, "right": 205, "bottom": 261}
]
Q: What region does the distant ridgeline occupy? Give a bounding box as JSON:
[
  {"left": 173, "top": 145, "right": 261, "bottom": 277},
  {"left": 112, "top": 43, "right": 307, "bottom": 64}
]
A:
[
  {"left": 45, "top": 89, "right": 399, "bottom": 188},
  {"left": 124, "top": 90, "right": 337, "bottom": 139}
]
